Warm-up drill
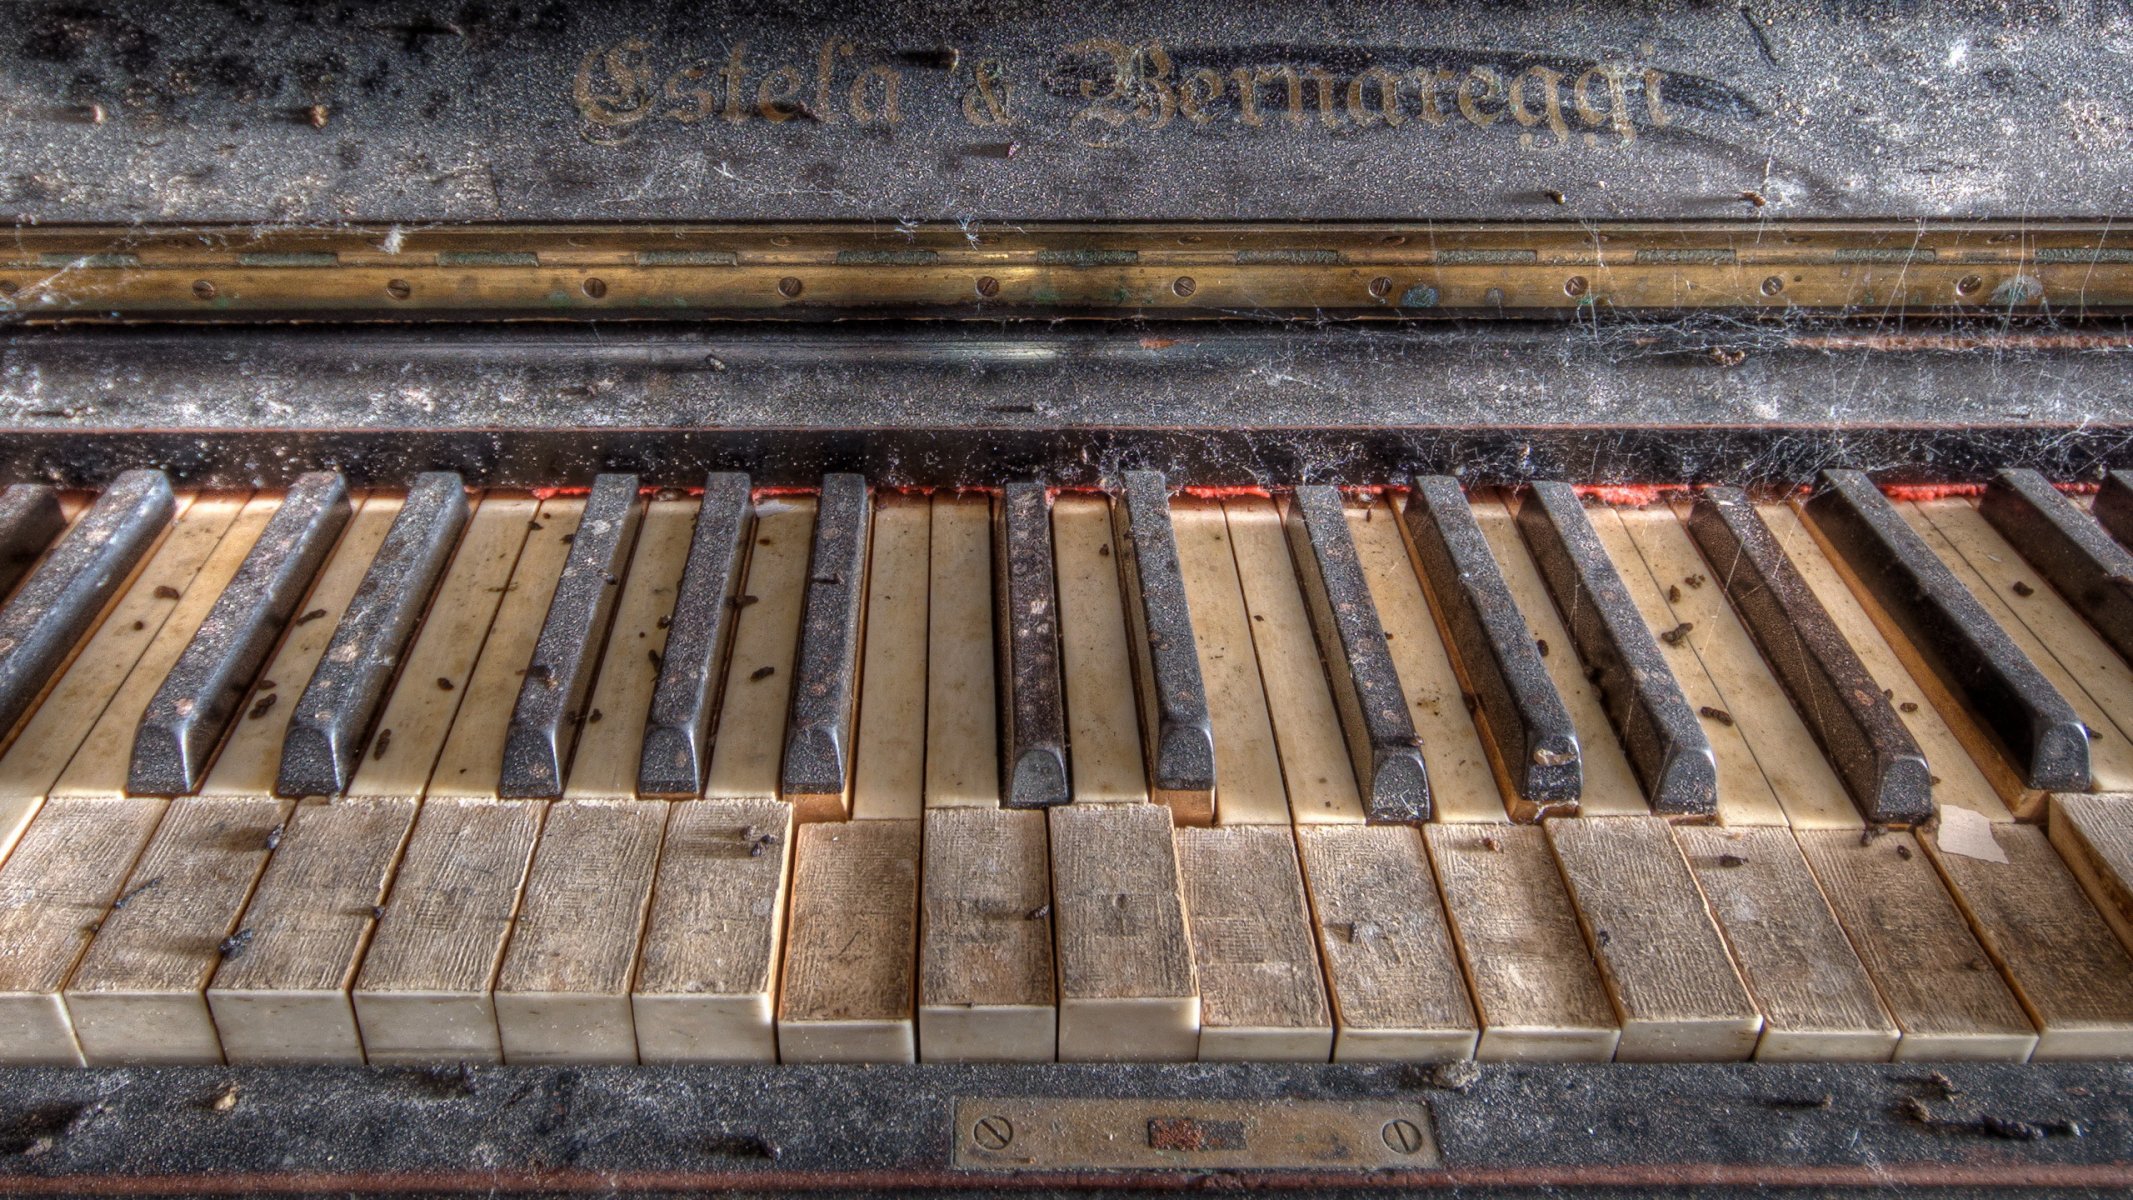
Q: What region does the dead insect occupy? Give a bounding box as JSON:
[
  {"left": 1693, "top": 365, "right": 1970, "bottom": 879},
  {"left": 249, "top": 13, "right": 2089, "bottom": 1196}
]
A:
[
  {"left": 437, "top": 677, "right": 455, "bottom": 691},
  {"left": 295, "top": 608, "right": 327, "bottom": 625},
  {"left": 1896, "top": 843, "right": 1914, "bottom": 860},
  {"left": 1660, "top": 622, "right": 1694, "bottom": 646},
  {"left": 372, "top": 728, "right": 393, "bottom": 760},
  {"left": 2011, "top": 580, "right": 2036, "bottom": 597},
  {"left": 154, "top": 584, "right": 182, "bottom": 600},
  {"left": 1535, "top": 637, "right": 1549, "bottom": 657},
  {"left": 264, "top": 824, "right": 283, "bottom": 851},
  {"left": 751, "top": 665, "right": 776, "bottom": 682},
  {"left": 1684, "top": 574, "right": 1706, "bottom": 589},
  {"left": 588, "top": 709, "right": 604, "bottom": 724},
  {"left": 647, "top": 649, "right": 663, "bottom": 671},
  {"left": 1667, "top": 584, "right": 1681, "bottom": 603},
  {"left": 733, "top": 594, "right": 760, "bottom": 609},
  {"left": 247, "top": 693, "right": 278, "bottom": 720},
  {"left": 218, "top": 929, "right": 256, "bottom": 961},
  {"left": 1699, "top": 705, "right": 1734, "bottom": 726},
  {"left": 1899, "top": 701, "right": 1918, "bottom": 713},
  {"left": 1717, "top": 853, "right": 1748, "bottom": 868}
]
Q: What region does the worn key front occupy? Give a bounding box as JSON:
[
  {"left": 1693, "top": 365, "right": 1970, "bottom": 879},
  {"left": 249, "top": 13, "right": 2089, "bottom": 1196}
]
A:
[
  {"left": 1515, "top": 482, "right": 1716, "bottom": 815},
  {"left": 128, "top": 473, "right": 352, "bottom": 796}
]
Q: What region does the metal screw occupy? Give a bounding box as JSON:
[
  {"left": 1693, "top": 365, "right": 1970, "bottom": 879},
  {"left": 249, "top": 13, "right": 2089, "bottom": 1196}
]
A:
[
  {"left": 1368, "top": 275, "right": 1393, "bottom": 299},
  {"left": 1563, "top": 276, "right": 1588, "bottom": 298},
  {"left": 1761, "top": 275, "right": 1784, "bottom": 296},
  {"left": 1172, "top": 276, "right": 1197, "bottom": 298},
  {"left": 386, "top": 278, "right": 412, "bottom": 300},
  {"left": 1956, "top": 274, "right": 1983, "bottom": 297},
  {"left": 976, "top": 275, "right": 1000, "bottom": 298},
  {"left": 972, "top": 1115, "right": 1014, "bottom": 1150},
  {"left": 777, "top": 276, "right": 804, "bottom": 299},
  {"left": 582, "top": 277, "right": 608, "bottom": 299},
  {"left": 191, "top": 279, "right": 216, "bottom": 301},
  {"left": 1381, "top": 1119, "right": 1424, "bottom": 1155}
]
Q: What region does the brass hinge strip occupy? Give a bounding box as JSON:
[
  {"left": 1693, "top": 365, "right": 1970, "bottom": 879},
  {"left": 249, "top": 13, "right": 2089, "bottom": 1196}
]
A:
[{"left": 0, "top": 220, "right": 2122, "bottom": 319}]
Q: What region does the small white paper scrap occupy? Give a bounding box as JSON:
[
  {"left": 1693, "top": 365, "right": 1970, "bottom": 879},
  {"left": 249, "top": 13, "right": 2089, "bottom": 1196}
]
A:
[{"left": 1936, "top": 804, "right": 2009, "bottom": 864}]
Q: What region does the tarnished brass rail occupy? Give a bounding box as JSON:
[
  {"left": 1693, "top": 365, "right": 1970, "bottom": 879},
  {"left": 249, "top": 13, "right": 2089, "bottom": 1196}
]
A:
[{"left": 4, "top": 221, "right": 2129, "bottom": 321}]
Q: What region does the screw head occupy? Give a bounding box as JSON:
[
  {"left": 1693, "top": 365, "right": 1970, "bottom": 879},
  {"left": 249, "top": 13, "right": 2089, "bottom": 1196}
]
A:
[
  {"left": 1957, "top": 274, "right": 1984, "bottom": 297},
  {"left": 386, "top": 278, "right": 412, "bottom": 301},
  {"left": 582, "top": 277, "right": 608, "bottom": 299},
  {"left": 1760, "top": 275, "right": 1784, "bottom": 296},
  {"left": 972, "top": 1115, "right": 1014, "bottom": 1150},
  {"left": 1368, "top": 275, "right": 1393, "bottom": 299},
  {"left": 777, "top": 276, "right": 804, "bottom": 299},
  {"left": 1381, "top": 1118, "right": 1424, "bottom": 1155},
  {"left": 1172, "top": 275, "right": 1197, "bottom": 298},
  {"left": 191, "top": 279, "right": 216, "bottom": 301},
  {"left": 1563, "top": 275, "right": 1588, "bottom": 298},
  {"left": 976, "top": 275, "right": 1000, "bottom": 299}
]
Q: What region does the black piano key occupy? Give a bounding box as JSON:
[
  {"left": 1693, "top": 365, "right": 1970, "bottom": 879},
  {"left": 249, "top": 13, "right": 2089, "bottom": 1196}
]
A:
[
  {"left": 1285, "top": 485, "right": 1429, "bottom": 824},
  {"left": 0, "top": 484, "right": 64, "bottom": 600},
  {"left": 0, "top": 470, "right": 173, "bottom": 740},
  {"left": 276, "top": 473, "right": 469, "bottom": 798},
  {"left": 1515, "top": 482, "right": 1718, "bottom": 815},
  {"left": 128, "top": 472, "right": 352, "bottom": 796},
  {"left": 637, "top": 473, "right": 755, "bottom": 798},
  {"left": 780, "top": 473, "right": 871, "bottom": 817},
  {"left": 1687, "top": 487, "right": 1933, "bottom": 825},
  {"left": 1111, "top": 470, "right": 1216, "bottom": 816},
  {"left": 1981, "top": 469, "right": 2133, "bottom": 670},
  {"left": 1805, "top": 468, "right": 2090, "bottom": 792},
  {"left": 1401, "top": 475, "right": 1583, "bottom": 813},
  {"left": 497, "top": 473, "right": 643, "bottom": 799},
  {"left": 996, "top": 480, "right": 1070, "bottom": 810},
  {"left": 2092, "top": 470, "right": 2133, "bottom": 554}
]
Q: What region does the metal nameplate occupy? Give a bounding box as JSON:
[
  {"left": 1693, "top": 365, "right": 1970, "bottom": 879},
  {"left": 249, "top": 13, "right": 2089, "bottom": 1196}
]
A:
[{"left": 951, "top": 1097, "right": 1437, "bottom": 1171}]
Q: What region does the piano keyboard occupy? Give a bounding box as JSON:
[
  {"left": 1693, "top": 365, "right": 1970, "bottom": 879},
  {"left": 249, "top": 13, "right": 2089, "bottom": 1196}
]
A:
[{"left": 3, "top": 468, "right": 2133, "bottom": 1067}]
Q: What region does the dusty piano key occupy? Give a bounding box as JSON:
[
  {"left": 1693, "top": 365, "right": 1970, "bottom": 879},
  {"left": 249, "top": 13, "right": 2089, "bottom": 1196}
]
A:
[
  {"left": 1805, "top": 468, "right": 2089, "bottom": 792},
  {"left": 1545, "top": 815, "right": 1761, "bottom": 1061},
  {"left": 2092, "top": 470, "right": 2133, "bottom": 552},
  {"left": 1112, "top": 471, "right": 1216, "bottom": 823},
  {"left": 637, "top": 473, "right": 753, "bottom": 799},
  {"left": 1178, "top": 497, "right": 1289, "bottom": 825},
  {"left": 925, "top": 493, "right": 998, "bottom": 807},
  {"left": 917, "top": 807, "right": 1055, "bottom": 1061},
  {"left": 277, "top": 474, "right": 467, "bottom": 798},
  {"left": 777, "top": 818, "right": 921, "bottom": 1062},
  {"left": 127, "top": 473, "right": 353, "bottom": 797},
  {"left": 1287, "top": 485, "right": 1428, "bottom": 824},
  {"left": 1687, "top": 488, "right": 1932, "bottom": 825},
  {"left": 781, "top": 473, "right": 871, "bottom": 822},
  {"left": 1980, "top": 469, "right": 2133, "bottom": 669},
  {"left": 1177, "top": 825, "right": 1334, "bottom": 1061},
  {"left": 1052, "top": 495, "right": 1146, "bottom": 802},
  {"left": 498, "top": 474, "right": 643, "bottom": 800},
  {"left": 1515, "top": 482, "right": 1716, "bottom": 815},
  {"left": 995, "top": 481, "right": 1069, "bottom": 809},
  {"left": 0, "top": 470, "right": 173, "bottom": 743},
  {"left": 1051, "top": 801, "right": 1198, "bottom": 1061},
  {"left": 1922, "top": 817, "right": 2133, "bottom": 1059},
  {"left": 851, "top": 493, "right": 929, "bottom": 820},
  {"left": 0, "top": 484, "right": 64, "bottom": 601},
  {"left": 1402, "top": 476, "right": 1580, "bottom": 813},
  {"left": 2051, "top": 793, "right": 2133, "bottom": 953}
]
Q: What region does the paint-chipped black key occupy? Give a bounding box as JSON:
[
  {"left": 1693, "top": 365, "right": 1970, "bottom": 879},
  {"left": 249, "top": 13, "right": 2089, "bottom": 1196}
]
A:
[
  {"left": 1516, "top": 482, "right": 1717, "bottom": 815},
  {"left": 1112, "top": 470, "right": 1216, "bottom": 816},
  {"left": 1982, "top": 468, "right": 2133, "bottom": 670},
  {"left": 996, "top": 480, "right": 1069, "bottom": 810},
  {"left": 0, "top": 470, "right": 172, "bottom": 740},
  {"left": 2091, "top": 471, "right": 2133, "bottom": 555},
  {"left": 780, "top": 473, "right": 871, "bottom": 816},
  {"left": 1806, "top": 468, "right": 2090, "bottom": 792},
  {"left": 0, "top": 484, "right": 63, "bottom": 601},
  {"left": 128, "top": 472, "right": 351, "bottom": 796},
  {"left": 638, "top": 473, "right": 754, "bottom": 798},
  {"left": 277, "top": 473, "right": 469, "bottom": 798},
  {"left": 1688, "top": 487, "right": 1933, "bottom": 824},
  {"left": 1285, "top": 486, "right": 1429, "bottom": 824},
  {"left": 498, "top": 474, "right": 643, "bottom": 799},
  {"left": 1402, "top": 475, "right": 1582, "bottom": 815}
]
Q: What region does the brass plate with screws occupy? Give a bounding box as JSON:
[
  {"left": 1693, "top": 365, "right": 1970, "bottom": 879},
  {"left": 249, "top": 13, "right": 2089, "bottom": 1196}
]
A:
[
  {"left": 2, "top": 221, "right": 2130, "bottom": 321},
  {"left": 951, "top": 1097, "right": 1438, "bottom": 1171}
]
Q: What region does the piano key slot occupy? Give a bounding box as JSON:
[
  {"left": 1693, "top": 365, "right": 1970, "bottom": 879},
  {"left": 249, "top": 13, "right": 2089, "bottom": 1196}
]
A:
[
  {"left": 1514, "top": 483, "right": 1718, "bottom": 816},
  {"left": 636, "top": 473, "right": 754, "bottom": 800},
  {"left": 0, "top": 471, "right": 173, "bottom": 748},
  {"left": 1684, "top": 488, "right": 1933, "bottom": 826},
  {"left": 1804, "top": 469, "right": 2089, "bottom": 796},
  {"left": 1112, "top": 471, "right": 1216, "bottom": 824},
  {"left": 128, "top": 474, "right": 352, "bottom": 797},
  {"left": 498, "top": 474, "right": 644, "bottom": 800},
  {"left": 781, "top": 474, "right": 871, "bottom": 821},
  {"left": 995, "top": 482, "right": 1070, "bottom": 810},
  {"left": 1401, "top": 476, "right": 1580, "bottom": 817},
  {"left": 278, "top": 473, "right": 468, "bottom": 798},
  {"left": 1285, "top": 486, "right": 1429, "bottom": 825}
]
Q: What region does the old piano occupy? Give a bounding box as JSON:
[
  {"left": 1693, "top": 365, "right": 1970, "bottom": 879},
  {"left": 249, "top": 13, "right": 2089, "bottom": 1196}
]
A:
[{"left": 2, "top": 0, "right": 2133, "bottom": 1194}]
